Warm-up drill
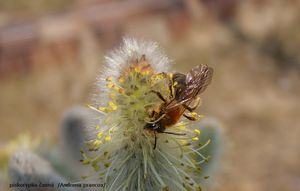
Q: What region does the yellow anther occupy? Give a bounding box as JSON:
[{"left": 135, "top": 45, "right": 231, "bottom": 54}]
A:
[
  {"left": 98, "top": 107, "right": 107, "bottom": 112},
  {"left": 177, "top": 125, "right": 186, "bottom": 130},
  {"left": 95, "top": 125, "right": 100, "bottom": 130},
  {"left": 92, "top": 163, "right": 100, "bottom": 171},
  {"left": 93, "top": 140, "right": 102, "bottom": 147},
  {"left": 191, "top": 112, "right": 198, "bottom": 117},
  {"left": 97, "top": 131, "right": 103, "bottom": 139},
  {"left": 113, "top": 86, "right": 124, "bottom": 94},
  {"left": 108, "top": 102, "right": 117, "bottom": 111},
  {"left": 87, "top": 104, "right": 107, "bottom": 115},
  {"left": 106, "top": 108, "right": 113, "bottom": 112},
  {"left": 106, "top": 76, "right": 113, "bottom": 82},
  {"left": 157, "top": 73, "right": 166, "bottom": 79},
  {"left": 194, "top": 129, "right": 201, "bottom": 135},
  {"left": 175, "top": 122, "right": 187, "bottom": 131},
  {"left": 118, "top": 88, "right": 125, "bottom": 94},
  {"left": 106, "top": 83, "right": 114, "bottom": 88},
  {"left": 118, "top": 77, "right": 125, "bottom": 83},
  {"left": 134, "top": 67, "right": 141, "bottom": 73},
  {"left": 141, "top": 70, "right": 151, "bottom": 76},
  {"left": 179, "top": 140, "right": 188, "bottom": 145},
  {"left": 190, "top": 112, "right": 204, "bottom": 120},
  {"left": 151, "top": 73, "right": 163, "bottom": 82},
  {"left": 105, "top": 136, "right": 111, "bottom": 142},
  {"left": 192, "top": 137, "right": 199, "bottom": 141},
  {"left": 81, "top": 160, "right": 90, "bottom": 165}
]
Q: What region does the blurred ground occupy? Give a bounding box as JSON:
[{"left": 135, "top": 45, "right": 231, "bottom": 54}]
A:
[{"left": 0, "top": 0, "right": 300, "bottom": 191}]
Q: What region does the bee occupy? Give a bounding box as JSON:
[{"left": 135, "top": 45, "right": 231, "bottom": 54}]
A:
[{"left": 144, "top": 64, "right": 213, "bottom": 149}]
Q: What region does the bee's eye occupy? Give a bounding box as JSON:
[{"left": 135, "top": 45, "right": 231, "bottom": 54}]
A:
[
  {"left": 150, "top": 123, "right": 156, "bottom": 128},
  {"left": 144, "top": 123, "right": 156, "bottom": 129}
]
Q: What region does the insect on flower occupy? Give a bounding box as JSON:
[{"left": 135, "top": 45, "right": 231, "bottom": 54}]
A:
[
  {"left": 144, "top": 65, "right": 213, "bottom": 149},
  {"left": 82, "top": 38, "right": 215, "bottom": 191}
]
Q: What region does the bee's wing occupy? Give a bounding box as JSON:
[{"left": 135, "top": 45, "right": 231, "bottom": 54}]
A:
[
  {"left": 166, "top": 64, "right": 213, "bottom": 110},
  {"left": 185, "top": 64, "right": 213, "bottom": 96}
]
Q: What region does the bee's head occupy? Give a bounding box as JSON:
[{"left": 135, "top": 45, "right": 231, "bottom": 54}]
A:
[{"left": 144, "top": 122, "right": 157, "bottom": 130}]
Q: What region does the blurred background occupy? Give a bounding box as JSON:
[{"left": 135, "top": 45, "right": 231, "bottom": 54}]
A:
[{"left": 0, "top": 0, "right": 300, "bottom": 190}]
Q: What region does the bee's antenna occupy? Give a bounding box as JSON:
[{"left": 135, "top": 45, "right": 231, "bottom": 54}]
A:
[
  {"left": 145, "top": 114, "right": 166, "bottom": 124},
  {"left": 161, "top": 131, "right": 186, "bottom": 136}
]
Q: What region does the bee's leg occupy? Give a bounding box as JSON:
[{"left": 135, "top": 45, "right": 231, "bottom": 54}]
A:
[
  {"left": 167, "top": 73, "right": 175, "bottom": 98},
  {"left": 149, "top": 90, "right": 167, "bottom": 102},
  {"left": 183, "top": 114, "right": 198, "bottom": 121},
  {"left": 158, "top": 126, "right": 186, "bottom": 136},
  {"left": 183, "top": 105, "right": 196, "bottom": 112},
  {"left": 169, "top": 83, "right": 174, "bottom": 98},
  {"left": 161, "top": 72, "right": 176, "bottom": 99},
  {"left": 150, "top": 110, "right": 156, "bottom": 118},
  {"left": 153, "top": 131, "right": 157, "bottom": 150}
]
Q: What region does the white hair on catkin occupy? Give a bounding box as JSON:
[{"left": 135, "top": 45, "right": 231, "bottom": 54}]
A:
[
  {"left": 94, "top": 37, "right": 172, "bottom": 106},
  {"left": 82, "top": 37, "right": 212, "bottom": 191}
]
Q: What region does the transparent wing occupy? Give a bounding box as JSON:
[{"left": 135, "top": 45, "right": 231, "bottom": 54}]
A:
[{"left": 166, "top": 64, "right": 213, "bottom": 110}]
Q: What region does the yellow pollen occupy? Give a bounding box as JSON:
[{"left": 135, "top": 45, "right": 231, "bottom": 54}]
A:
[
  {"left": 87, "top": 104, "right": 107, "bottom": 115},
  {"left": 134, "top": 67, "right": 140, "bottom": 73},
  {"left": 113, "top": 86, "right": 124, "bottom": 94},
  {"left": 108, "top": 102, "right": 117, "bottom": 110},
  {"left": 191, "top": 112, "right": 197, "bottom": 117},
  {"left": 191, "top": 112, "right": 204, "bottom": 120},
  {"left": 179, "top": 140, "right": 188, "bottom": 145},
  {"left": 106, "top": 83, "right": 114, "bottom": 88},
  {"left": 105, "top": 136, "right": 111, "bottom": 142},
  {"left": 141, "top": 70, "right": 150, "bottom": 76},
  {"left": 192, "top": 137, "right": 199, "bottom": 141},
  {"left": 95, "top": 125, "right": 100, "bottom": 130},
  {"left": 81, "top": 160, "right": 90, "bottom": 165},
  {"left": 176, "top": 122, "right": 186, "bottom": 130},
  {"left": 93, "top": 140, "right": 102, "bottom": 147},
  {"left": 92, "top": 163, "right": 100, "bottom": 171},
  {"left": 150, "top": 73, "right": 163, "bottom": 83},
  {"left": 98, "top": 107, "right": 107, "bottom": 112},
  {"left": 97, "top": 132, "right": 103, "bottom": 138},
  {"left": 118, "top": 77, "right": 125, "bottom": 83},
  {"left": 194, "top": 129, "right": 201, "bottom": 135},
  {"left": 177, "top": 126, "right": 186, "bottom": 131},
  {"left": 106, "top": 76, "right": 113, "bottom": 82},
  {"left": 118, "top": 88, "right": 125, "bottom": 94}
]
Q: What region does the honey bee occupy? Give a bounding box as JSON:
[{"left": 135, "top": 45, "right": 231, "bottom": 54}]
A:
[{"left": 144, "top": 64, "right": 213, "bottom": 149}]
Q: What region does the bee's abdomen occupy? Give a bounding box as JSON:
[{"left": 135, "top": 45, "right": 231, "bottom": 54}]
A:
[{"left": 160, "top": 106, "right": 183, "bottom": 127}]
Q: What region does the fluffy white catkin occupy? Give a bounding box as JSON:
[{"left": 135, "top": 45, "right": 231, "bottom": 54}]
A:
[{"left": 83, "top": 38, "right": 211, "bottom": 191}]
